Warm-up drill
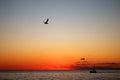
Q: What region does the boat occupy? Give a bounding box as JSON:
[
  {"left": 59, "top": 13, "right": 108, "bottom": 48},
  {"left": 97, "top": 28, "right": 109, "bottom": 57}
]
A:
[{"left": 89, "top": 69, "right": 97, "bottom": 73}]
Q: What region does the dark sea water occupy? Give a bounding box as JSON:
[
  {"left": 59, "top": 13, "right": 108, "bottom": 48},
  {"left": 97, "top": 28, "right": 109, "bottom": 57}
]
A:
[{"left": 0, "top": 70, "right": 120, "bottom": 80}]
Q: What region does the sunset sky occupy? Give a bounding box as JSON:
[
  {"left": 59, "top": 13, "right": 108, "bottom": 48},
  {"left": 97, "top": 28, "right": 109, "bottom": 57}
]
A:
[{"left": 0, "top": 0, "right": 120, "bottom": 70}]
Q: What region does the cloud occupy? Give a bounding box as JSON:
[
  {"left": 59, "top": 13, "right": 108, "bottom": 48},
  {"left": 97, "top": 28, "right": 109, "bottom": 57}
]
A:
[
  {"left": 80, "top": 58, "right": 85, "bottom": 60},
  {"left": 70, "top": 61, "right": 120, "bottom": 70},
  {"left": 96, "top": 62, "right": 119, "bottom": 65}
]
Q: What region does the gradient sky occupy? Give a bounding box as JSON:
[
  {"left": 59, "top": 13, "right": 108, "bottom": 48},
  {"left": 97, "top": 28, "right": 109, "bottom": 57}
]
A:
[{"left": 0, "top": 0, "right": 120, "bottom": 70}]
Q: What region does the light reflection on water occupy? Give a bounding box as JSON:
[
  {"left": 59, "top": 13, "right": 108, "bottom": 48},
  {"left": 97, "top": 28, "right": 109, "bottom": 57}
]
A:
[{"left": 0, "top": 70, "right": 120, "bottom": 80}]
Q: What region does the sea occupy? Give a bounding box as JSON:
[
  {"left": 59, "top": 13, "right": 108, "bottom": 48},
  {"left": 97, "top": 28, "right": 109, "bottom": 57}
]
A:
[{"left": 0, "top": 70, "right": 120, "bottom": 80}]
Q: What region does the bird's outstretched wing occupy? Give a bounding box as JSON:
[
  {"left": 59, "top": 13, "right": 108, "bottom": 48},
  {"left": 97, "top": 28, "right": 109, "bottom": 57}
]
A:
[
  {"left": 44, "top": 18, "right": 49, "bottom": 24},
  {"left": 46, "top": 18, "right": 49, "bottom": 22}
]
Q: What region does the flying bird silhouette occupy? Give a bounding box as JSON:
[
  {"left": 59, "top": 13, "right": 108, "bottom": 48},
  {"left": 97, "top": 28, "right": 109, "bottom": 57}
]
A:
[{"left": 44, "top": 18, "right": 49, "bottom": 24}]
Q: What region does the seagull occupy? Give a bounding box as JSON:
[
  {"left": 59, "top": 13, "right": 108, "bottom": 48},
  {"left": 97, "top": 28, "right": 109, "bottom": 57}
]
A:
[{"left": 44, "top": 18, "right": 49, "bottom": 24}]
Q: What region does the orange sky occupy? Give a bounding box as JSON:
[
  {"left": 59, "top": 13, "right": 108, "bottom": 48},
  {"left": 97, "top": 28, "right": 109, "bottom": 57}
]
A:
[{"left": 0, "top": 43, "right": 120, "bottom": 70}]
